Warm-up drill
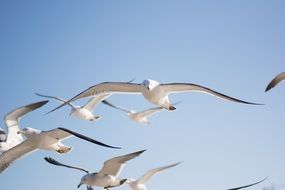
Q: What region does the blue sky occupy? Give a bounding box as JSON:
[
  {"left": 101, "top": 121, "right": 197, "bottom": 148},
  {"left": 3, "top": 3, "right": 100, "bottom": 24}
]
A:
[{"left": 0, "top": 1, "right": 285, "bottom": 189}]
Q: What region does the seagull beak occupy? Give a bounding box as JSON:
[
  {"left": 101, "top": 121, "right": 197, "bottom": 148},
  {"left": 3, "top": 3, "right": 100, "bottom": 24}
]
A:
[{"left": 77, "top": 183, "right": 82, "bottom": 188}]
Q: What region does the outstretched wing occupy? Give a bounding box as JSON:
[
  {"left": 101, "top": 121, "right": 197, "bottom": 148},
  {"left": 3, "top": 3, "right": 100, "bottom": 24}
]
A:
[
  {"left": 35, "top": 93, "right": 76, "bottom": 109},
  {"left": 83, "top": 94, "right": 111, "bottom": 111},
  {"left": 99, "top": 150, "right": 146, "bottom": 177},
  {"left": 57, "top": 127, "right": 121, "bottom": 149},
  {"left": 265, "top": 72, "right": 285, "bottom": 92},
  {"left": 138, "top": 162, "right": 181, "bottom": 184},
  {"left": 226, "top": 177, "right": 268, "bottom": 190},
  {"left": 102, "top": 100, "right": 131, "bottom": 113},
  {"left": 161, "top": 83, "right": 262, "bottom": 105},
  {"left": 44, "top": 157, "right": 89, "bottom": 173},
  {"left": 0, "top": 140, "right": 37, "bottom": 173},
  {"left": 4, "top": 100, "right": 49, "bottom": 145},
  {"left": 47, "top": 81, "right": 143, "bottom": 114}
]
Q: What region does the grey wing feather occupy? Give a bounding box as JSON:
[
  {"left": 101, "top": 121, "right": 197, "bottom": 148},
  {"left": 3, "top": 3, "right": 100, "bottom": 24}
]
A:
[
  {"left": 57, "top": 127, "right": 121, "bottom": 149},
  {"left": 138, "top": 162, "right": 181, "bottom": 184},
  {"left": 99, "top": 149, "right": 146, "bottom": 176},
  {"left": 44, "top": 157, "right": 89, "bottom": 173},
  {"left": 83, "top": 94, "right": 111, "bottom": 111},
  {"left": 265, "top": 72, "right": 285, "bottom": 92},
  {"left": 47, "top": 82, "right": 142, "bottom": 114},
  {"left": 0, "top": 140, "right": 36, "bottom": 173},
  {"left": 35, "top": 93, "right": 76, "bottom": 109},
  {"left": 136, "top": 107, "right": 164, "bottom": 118},
  {"left": 226, "top": 177, "right": 268, "bottom": 190},
  {"left": 102, "top": 100, "right": 130, "bottom": 113},
  {"left": 162, "top": 83, "right": 263, "bottom": 105}
]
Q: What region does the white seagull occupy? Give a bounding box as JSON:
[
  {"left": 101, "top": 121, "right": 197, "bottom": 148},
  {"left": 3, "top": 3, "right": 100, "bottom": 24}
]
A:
[
  {"left": 48, "top": 79, "right": 262, "bottom": 113},
  {"left": 44, "top": 150, "right": 146, "bottom": 190},
  {"left": 265, "top": 72, "right": 285, "bottom": 92},
  {"left": 0, "top": 127, "right": 120, "bottom": 173},
  {"left": 102, "top": 100, "right": 179, "bottom": 125},
  {"left": 36, "top": 93, "right": 110, "bottom": 121},
  {"left": 0, "top": 100, "right": 48, "bottom": 153},
  {"left": 126, "top": 162, "right": 181, "bottom": 190}
]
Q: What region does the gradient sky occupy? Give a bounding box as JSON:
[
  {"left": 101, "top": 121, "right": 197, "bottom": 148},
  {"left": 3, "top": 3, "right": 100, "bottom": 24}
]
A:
[{"left": 0, "top": 1, "right": 285, "bottom": 190}]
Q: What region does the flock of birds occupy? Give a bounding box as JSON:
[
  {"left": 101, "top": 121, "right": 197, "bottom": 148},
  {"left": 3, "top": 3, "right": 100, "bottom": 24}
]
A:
[{"left": 1, "top": 74, "right": 285, "bottom": 190}]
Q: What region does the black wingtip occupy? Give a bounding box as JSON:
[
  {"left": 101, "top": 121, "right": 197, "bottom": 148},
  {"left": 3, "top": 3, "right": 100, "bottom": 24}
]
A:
[{"left": 58, "top": 127, "right": 122, "bottom": 149}]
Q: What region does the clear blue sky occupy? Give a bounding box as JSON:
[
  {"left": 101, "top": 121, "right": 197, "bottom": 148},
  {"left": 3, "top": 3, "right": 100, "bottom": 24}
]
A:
[{"left": 0, "top": 1, "right": 285, "bottom": 190}]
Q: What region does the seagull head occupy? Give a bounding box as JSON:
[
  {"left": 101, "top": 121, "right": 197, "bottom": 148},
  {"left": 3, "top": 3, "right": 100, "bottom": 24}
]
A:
[
  {"left": 18, "top": 127, "right": 41, "bottom": 138},
  {"left": 142, "top": 79, "right": 159, "bottom": 91},
  {"left": 78, "top": 173, "right": 94, "bottom": 188}
]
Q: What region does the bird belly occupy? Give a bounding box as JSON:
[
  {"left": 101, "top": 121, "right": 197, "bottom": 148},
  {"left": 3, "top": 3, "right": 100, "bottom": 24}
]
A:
[
  {"left": 130, "top": 183, "right": 147, "bottom": 190},
  {"left": 91, "top": 174, "right": 117, "bottom": 187},
  {"left": 142, "top": 87, "right": 167, "bottom": 106},
  {"left": 71, "top": 108, "right": 94, "bottom": 121},
  {"left": 34, "top": 134, "right": 58, "bottom": 150}
]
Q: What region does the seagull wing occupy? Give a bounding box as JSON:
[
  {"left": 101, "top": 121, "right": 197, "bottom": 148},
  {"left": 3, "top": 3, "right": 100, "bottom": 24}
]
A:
[
  {"left": 226, "top": 177, "right": 267, "bottom": 190},
  {"left": 4, "top": 100, "right": 49, "bottom": 145},
  {"left": 48, "top": 82, "right": 143, "bottom": 113},
  {"left": 57, "top": 127, "right": 121, "bottom": 149},
  {"left": 44, "top": 157, "right": 89, "bottom": 173},
  {"left": 138, "top": 162, "right": 181, "bottom": 184},
  {"left": 135, "top": 107, "right": 164, "bottom": 118},
  {"left": 102, "top": 100, "right": 130, "bottom": 113},
  {"left": 83, "top": 94, "right": 111, "bottom": 111},
  {"left": 161, "top": 83, "right": 262, "bottom": 105},
  {"left": 0, "top": 140, "right": 37, "bottom": 173},
  {"left": 98, "top": 150, "right": 146, "bottom": 177},
  {"left": 35, "top": 93, "right": 77, "bottom": 109},
  {"left": 265, "top": 72, "right": 285, "bottom": 92}
]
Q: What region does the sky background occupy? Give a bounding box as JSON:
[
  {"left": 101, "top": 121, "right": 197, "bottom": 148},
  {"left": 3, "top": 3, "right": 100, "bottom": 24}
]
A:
[{"left": 0, "top": 1, "right": 285, "bottom": 190}]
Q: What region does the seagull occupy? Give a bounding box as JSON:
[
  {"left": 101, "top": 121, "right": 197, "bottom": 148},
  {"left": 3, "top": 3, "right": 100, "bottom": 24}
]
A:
[
  {"left": 0, "top": 100, "right": 48, "bottom": 153},
  {"left": 44, "top": 150, "right": 146, "bottom": 190},
  {"left": 225, "top": 177, "right": 268, "bottom": 190},
  {"left": 47, "top": 79, "right": 262, "bottom": 113},
  {"left": 265, "top": 72, "right": 285, "bottom": 92},
  {"left": 126, "top": 162, "right": 181, "bottom": 190},
  {"left": 35, "top": 93, "right": 110, "bottom": 121},
  {"left": 0, "top": 127, "right": 120, "bottom": 173},
  {"left": 102, "top": 100, "right": 179, "bottom": 125}
]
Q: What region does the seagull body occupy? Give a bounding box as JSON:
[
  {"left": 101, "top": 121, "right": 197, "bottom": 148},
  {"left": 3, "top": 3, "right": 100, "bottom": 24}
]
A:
[
  {"left": 126, "top": 162, "right": 181, "bottom": 190},
  {"left": 265, "top": 72, "right": 285, "bottom": 92},
  {"left": 0, "top": 100, "right": 48, "bottom": 152},
  {"left": 36, "top": 93, "right": 110, "bottom": 121},
  {"left": 48, "top": 79, "right": 261, "bottom": 113},
  {"left": 102, "top": 100, "right": 166, "bottom": 125},
  {"left": 44, "top": 150, "right": 146, "bottom": 190},
  {"left": 0, "top": 127, "right": 120, "bottom": 173}
]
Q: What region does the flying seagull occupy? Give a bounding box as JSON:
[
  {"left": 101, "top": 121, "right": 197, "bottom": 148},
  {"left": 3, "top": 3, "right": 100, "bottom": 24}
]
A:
[
  {"left": 102, "top": 100, "right": 179, "bottom": 125},
  {"left": 47, "top": 79, "right": 262, "bottom": 113},
  {"left": 0, "top": 127, "right": 120, "bottom": 173},
  {"left": 265, "top": 72, "right": 285, "bottom": 92},
  {"left": 44, "top": 150, "right": 146, "bottom": 190},
  {"left": 35, "top": 93, "right": 110, "bottom": 121},
  {"left": 0, "top": 100, "right": 48, "bottom": 152},
  {"left": 126, "top": 162, "right": 181, "bottom": 190}
]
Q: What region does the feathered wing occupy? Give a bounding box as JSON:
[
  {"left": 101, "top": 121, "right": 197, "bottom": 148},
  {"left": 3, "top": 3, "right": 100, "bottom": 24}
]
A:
[
  {"left": 57, "top": 127, "right": 121, "bottom": 149},
  {"left": 98, "top": 150, "right": 146, "bottom": 177},
  {"left": 265, "top": 72, "right": 285, "bottom": 92},
  {"left": 44, "top": 157, "right": 89, "bottom": 173},
  {"left": 4, "top": 100, "right": 49, "bottom": 145},
  {"left": 0, "top": 140, "right": 37, "bottom": 173},
  {"left": 102, "top": 100, "right": 131, "bottom": 113},
  {"left": 226, "top": 177, "right": 267, "bottom": 190},
  {"left": 83, "top": 94, "right": 111, "bottom": 111},
  {"left": 137, "top": 162, "right": 181, "bottom": 184},
  {"left": 48, "top": 82, "right": 143, "bottom": 113},
  {"left": 35, "top": 93, "right": 77, "bottom": 109},
  {"left": 161, "top": 83, "right": 262, "bottom": 105},
  {"left": 136, "top": 107, "right": 164, "bottom": 118}
]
